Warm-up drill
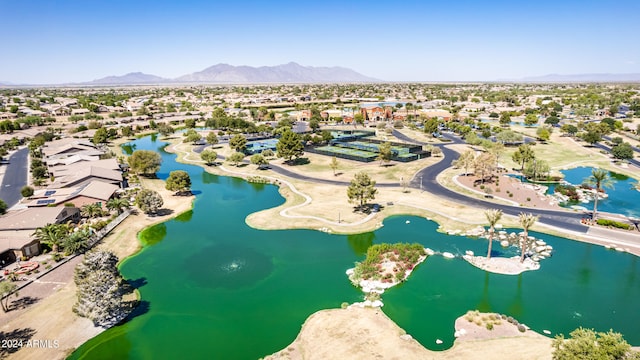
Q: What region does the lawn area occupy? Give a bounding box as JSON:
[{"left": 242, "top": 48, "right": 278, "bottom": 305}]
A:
[{"left": 500, "top": 132, "right": 610, "bottom": 172}]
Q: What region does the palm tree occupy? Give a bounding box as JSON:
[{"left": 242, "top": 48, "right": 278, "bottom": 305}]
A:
[
  {"left": 63, "top": 228, "right": 90, "bottom": 255},
  {"left": 32, "top": 223, "right": 68, "bottom": 253},
  {"left": 81, "top": 203, "right": 103, "bottom": 219},
  {"left": 584, "top": 168, "right": 614, "bottom": 221},
  {"left": 518, "top": 213, "right": 539, "bottom": 263},
  {"left": 106, "top": 197, "right": 130, "bottom": 215},
  {"left": 484, "top": 209, "right": 503, "bottom": 259}
]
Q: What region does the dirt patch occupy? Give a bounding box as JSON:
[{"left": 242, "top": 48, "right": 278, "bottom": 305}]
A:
[{"left": 457, "top": 174, "right": 562, "bottom": 210}]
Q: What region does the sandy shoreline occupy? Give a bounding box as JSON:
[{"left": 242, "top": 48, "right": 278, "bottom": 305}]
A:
[
  {"left": 463, "top": 255, "right": 540, "bottom": 275},
  {"left": 264, "top": 307, "right": 553, "bottom": 360},
  {"left": 0, "top": 169, "right": 194, "bottom": 359}
]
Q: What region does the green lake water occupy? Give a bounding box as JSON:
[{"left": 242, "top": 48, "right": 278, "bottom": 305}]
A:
[{"left": 70, "top": 135, "right": 640, "bottom": 359}]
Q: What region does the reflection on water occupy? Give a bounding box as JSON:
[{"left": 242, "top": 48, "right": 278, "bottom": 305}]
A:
[
  {"left": 139, "top": 223, "right": 167, "bottom": 246},
  {"left": 556, "top": 167, "right": 640, "bottom": 217},
  {"left": 347, "top": 232, "right": 375, "bottom": 256},
  {"left": 174, "top": 210, "right": 193, "bottom": 222}
]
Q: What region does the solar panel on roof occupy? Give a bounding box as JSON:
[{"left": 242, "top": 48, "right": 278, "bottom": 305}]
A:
[
  {"left": 36, "top": 199, "right": 56, "bottom": 205},
  {"left": 44, "top": 190, "right": 56, "bottom": 196}
]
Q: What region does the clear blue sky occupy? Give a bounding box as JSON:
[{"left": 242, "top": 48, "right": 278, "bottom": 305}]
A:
[{"left": 1, "top": 0, "right": 638, "bottom": 84}]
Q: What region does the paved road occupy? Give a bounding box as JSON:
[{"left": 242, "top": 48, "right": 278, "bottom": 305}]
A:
[
  {"left": 194, "top": 129, "right": 590, "bottom": 233},
  {"left": 595, "top": 139, "right": 640, "bottom": 168},
  {"left": 0, "top": 147, "right": 28, "bottom": 208},
  {"left": 392, "top": 130, "right": 589, "bottom": 233}
]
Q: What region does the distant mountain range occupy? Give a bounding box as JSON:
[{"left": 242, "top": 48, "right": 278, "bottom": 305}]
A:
[
  {"left": 86, "top": 72, "right": 168, "bottom": 85},
  {"left": 518, "top": 73, "right": 640, "bottom": 83},
  {"left": 80, "top": 62, "right": 378, "bottom": 85},
  {"left": 5, "top": 69, "right": 640, "bottom": 86}
]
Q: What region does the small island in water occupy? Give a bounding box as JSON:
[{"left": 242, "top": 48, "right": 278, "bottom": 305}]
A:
[{"left": 347, "top": 243, "right": 427, "bottom": 305}]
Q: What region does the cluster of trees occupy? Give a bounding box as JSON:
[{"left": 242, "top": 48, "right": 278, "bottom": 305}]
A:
[
  {"left": 552, "top": 327, "right": 639, "bottom": 360},
  {"left": 27, "top": 130, "right": 57, "bottom": 186},
  {"left": 453, "top": 148, "right": 502, "bottom": 182},
  {"left": 128, "top": 150, "right": 162, "bottom": 177},
  {"left": 92, "top": 126, "right": 119, "bottom": 144},
  {"left": 165, "top": 170, "right": 191, "bottom": 195},
  {"left": 32, "top": 223, "right": 90, "bottom": 255},
  {"left": 73, "top": 250, "right": 132, "bottom": 327},
  {"left": 135, "top": 189, "right": 164, "bottom": 215},
  {"left": 183, "top": 129, "right": 202, "bottom": 144},
  {"left": 510, "top": 144, "right": 550, "bottom": 181}
]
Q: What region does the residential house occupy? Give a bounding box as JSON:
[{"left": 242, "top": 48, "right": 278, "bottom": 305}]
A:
[
  {"left": 71, "top": 108, "right": 90, "bottom": 116},
  {"left": 48, "top": 158, "right": 120, "bottom": 178},
  {"left": 0, "top": 207, "right": 80, "bottom": 262},
  {"left": 49, "top": 166, "right": 123, "bottom": 188},
  {"left": 42, "top": 139, "right": 104, "bottom": 162},
  {"left": 297, "top": 110, "right": 311, "bottom": 121},
  {"left": 23, "top": 180, "right": 119, "bottom": 209},
  {"left": 419, "top": 109, "right": 453, "bottom": 121}
]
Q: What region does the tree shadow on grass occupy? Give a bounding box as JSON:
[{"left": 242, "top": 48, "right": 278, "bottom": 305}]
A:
[
  {"left": 352, "top": 203, "right": 384, "bottom": 215},
  {"left": 285, "top": 157, "right": 310, "bottom": 166},
  {"left": 9, "top": 296, "right": 40, "bottom": 311},
  {"left": 0, "top": 328, "right": 37, "bottom": 358},
  {"left": 155, "top": 208, "right": 174, "bottom": 216}
]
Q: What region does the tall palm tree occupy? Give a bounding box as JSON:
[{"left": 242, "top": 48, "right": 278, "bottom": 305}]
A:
[
  {"left": 81, "top": 203, "right": 103, "bottom": 219},
  {"left": 518, "top": 213, "right": 539, "bottom": 263},
  {"left": 32, "top": 223, "right": 68, "bottom": 253},
  {"left": 584, "top": 168, "right": 613, "bottom": 221},
  {"left": 106, "top": 197, "right": 130, "bottom": 215},
  {"left": 484, "top": 209, "right": 503, "bottom": 259}
]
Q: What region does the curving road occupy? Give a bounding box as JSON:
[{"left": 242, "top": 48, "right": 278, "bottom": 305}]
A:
[
  {"left": 194, "top": 130, "right": 590, "bottom": 233},
  {"left": 392, "top": 130, "right": 588, "bottom": 233}
]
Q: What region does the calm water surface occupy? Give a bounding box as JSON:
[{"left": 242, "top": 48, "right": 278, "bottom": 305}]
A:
[
  {"left": 70, "top": 136, "right": 640, "bottom": 359},
  {"left": 540, "top": 167, "right": 640, "bottom": 217}
]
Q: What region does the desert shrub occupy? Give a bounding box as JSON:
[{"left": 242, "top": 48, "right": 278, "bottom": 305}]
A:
[
  {"left": 596, "top": 219, "right": 632, "bottom": 230},
  {"left": 341, "top": 302, "right": 349, "bottom": 309},
  {"left": 517, "top": 324, "right": 526, "bottom": 332},
  {"left": 486, "top": 323, "right": 494, "bottom": 330}
]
